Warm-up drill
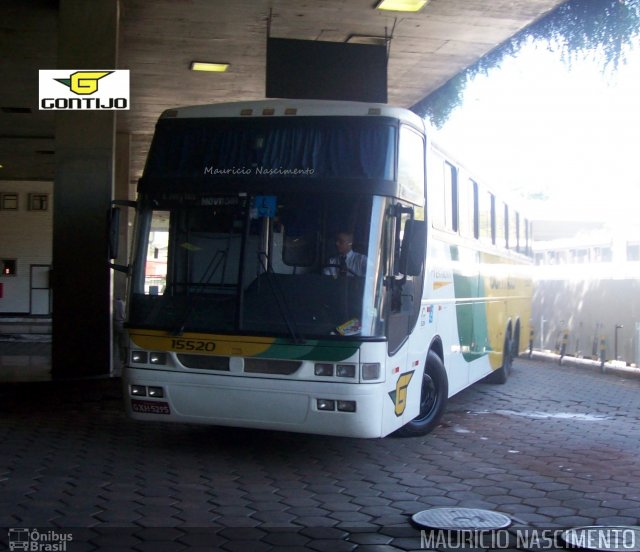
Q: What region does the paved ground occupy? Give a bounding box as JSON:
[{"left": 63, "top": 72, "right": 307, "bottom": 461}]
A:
[{"left": 0, "top": 357, "right": 639, "bottom": 551}]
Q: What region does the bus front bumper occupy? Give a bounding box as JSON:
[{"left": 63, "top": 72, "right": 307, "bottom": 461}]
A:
[{"left": 123, "top": 367, "right": 388, "bottom": 438}]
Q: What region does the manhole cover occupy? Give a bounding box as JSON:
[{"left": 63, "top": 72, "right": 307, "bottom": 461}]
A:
[
  {"left": 561, "top": 526, "right": 640, "bottom": 552},
  {"left": 411, "top": 507, "right": 512, "bottom": 530}
]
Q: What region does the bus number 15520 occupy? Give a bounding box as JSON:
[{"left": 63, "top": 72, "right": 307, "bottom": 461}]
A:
[{"left": 171, "top": 339, "right": 216, "bottom": 352}]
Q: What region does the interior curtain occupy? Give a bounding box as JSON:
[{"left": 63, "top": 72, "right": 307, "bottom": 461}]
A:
[{"left": 145, "top": 119, "right": 396, "bottom": 180}]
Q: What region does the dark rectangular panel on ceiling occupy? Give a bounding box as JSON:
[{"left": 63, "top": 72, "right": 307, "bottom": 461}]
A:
[{"left": 266, "top": 37, "right": 387, "bottom": 103}]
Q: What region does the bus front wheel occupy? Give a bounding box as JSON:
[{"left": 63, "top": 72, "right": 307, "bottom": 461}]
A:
[{"left": 396, "top": 350, "right": 448, "bottom": 437}]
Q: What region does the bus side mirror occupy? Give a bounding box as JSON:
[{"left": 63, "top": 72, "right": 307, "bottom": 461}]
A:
[
  {"left": 399, "top": 219, "right": 426, "bottom": 276},
  {"left": 108, "top": 200, "right": 136, "bottom": 273},
  {"left": 108, "top": 206, "right": 121, "bottom": 260}
]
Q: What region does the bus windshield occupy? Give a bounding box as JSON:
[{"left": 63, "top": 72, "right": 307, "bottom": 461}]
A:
[{"left": 129, "top": 192, "right": 387, "bottom": 339}]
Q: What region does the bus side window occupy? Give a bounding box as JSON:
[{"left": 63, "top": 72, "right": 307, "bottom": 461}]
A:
[
  {"left": 508, "top": 207, "right": 518, "bottom": 250},
  {"left": 398, "top": 126, "right": 425, "bottom": 206},
  {"left": 430, "top": 155, "right": 457, "bottom": 233},
  {"left": 495, "top": 200, "right": 507, "bottom": 249},
  {"left": 429, "top": 153, "right": 444, "bottom": 229},
  {"left": 478, "top": 189, "right": 493, "bottom": 244},
  {"left": 458, "top": 178, "right": 476, "bottom": 239},
  {"left": 445, "top": 162, "right": 458, "bottom": 232}
]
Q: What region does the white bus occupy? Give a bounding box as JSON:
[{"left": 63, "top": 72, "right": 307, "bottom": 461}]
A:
[{"left": 114, "top": 100, "right": 532, "bottom": 438}]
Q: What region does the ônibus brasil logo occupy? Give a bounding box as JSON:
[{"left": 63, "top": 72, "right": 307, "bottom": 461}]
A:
[
  {"left": 8, "top": 528, "right": 73, "bottom": 551},
  {"left": 39, "top": 70, "right": 129, "bottom": 110}
]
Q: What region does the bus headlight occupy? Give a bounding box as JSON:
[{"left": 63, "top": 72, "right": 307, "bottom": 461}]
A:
[
  {"left": 150, "top": 352, "right": 167, "bottom": 365},
  {"left": 131, "top": 351, "right": 148, "bottom": 364},
  {"left": 362, "top": 363, "right": 381, "bottom": 380},
  {"left": 337, "top": 400, "right": 356, "bottom": 412},
  {"left": 314, "top": 363, "right": 333, "bottom": 376},
  {"left": 336, "top": 364, "right": 356, "bottom": 378},
  {"left": 317, "top": 399, "right": 335, "bottom": 411}
]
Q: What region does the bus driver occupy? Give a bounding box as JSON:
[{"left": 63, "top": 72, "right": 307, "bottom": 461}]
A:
[{"left": 323, "top": 231, "right": 367, "bottom": 277}]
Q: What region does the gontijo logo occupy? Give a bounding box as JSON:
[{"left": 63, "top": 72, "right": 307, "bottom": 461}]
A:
[
  {"left": 389, "top": 371, "right": 414, "bottom": 416},
  {"left": 39, "top": 69, "right": 129, "bottom": 110},
  {"left": 55, "top": 71, "right": 112, "bottom": 95}
]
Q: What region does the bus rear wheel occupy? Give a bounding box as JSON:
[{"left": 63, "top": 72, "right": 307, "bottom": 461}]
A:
[
  {"left": 512, "top": 323, "right": 521, "bottom": 359},
  {"left": 396, "top": 350, "right": 448, "bottom": 437},
  {"left": 486, "top": 331, "right": 513, "bottom": 384}
]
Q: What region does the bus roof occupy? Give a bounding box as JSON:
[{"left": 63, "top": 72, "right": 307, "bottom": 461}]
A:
[{"left": 160, "top": 99, "right": 425, "bottom": 129}]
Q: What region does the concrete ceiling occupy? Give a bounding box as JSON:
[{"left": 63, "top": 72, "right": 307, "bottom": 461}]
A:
[{"left": 1, "top": 0, "right": 565, "bottom": 184}]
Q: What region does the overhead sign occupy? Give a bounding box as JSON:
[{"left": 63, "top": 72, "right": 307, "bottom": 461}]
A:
[{"left": 266, "top": 37, "right": 387, "bottom": 103}]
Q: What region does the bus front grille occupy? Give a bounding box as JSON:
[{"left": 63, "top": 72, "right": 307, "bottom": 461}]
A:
[
  {"left": 176, "top": 355, "right": 301, "bottom": 375},
  {"left": 244, "top": 359, "right": 302, "bottom": 375},
  {"left": 177, "top": 354, "right": 230, "bottom": 371}
]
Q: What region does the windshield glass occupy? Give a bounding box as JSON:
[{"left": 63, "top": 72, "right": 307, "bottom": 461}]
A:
[{"left": 129, "top": 193, "right": 386, "bottom": 339}]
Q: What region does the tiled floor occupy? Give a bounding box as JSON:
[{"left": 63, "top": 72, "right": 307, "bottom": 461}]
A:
[
  {"left": 1, "top": 358, "right": 639, "bottom": 550},
  {"left": 0, "top": 317, "right": 52, "bottom": 382},
  {"left": 0, "top": 341, "right": 52, "bottom": 382}
]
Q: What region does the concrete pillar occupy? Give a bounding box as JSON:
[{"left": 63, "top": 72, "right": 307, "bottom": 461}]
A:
[{"left": 52, "top": 0, "right": 119, "bottom": 377}]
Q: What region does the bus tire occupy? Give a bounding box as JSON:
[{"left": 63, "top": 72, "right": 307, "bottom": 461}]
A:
[
  {"left": 396, "top": 350, "right": 448, "bottom": 437},
  {"left": 512, "top": 322, "right": 521, "bottom": 360},
  {"left": 486, "top": 331, "right": 512, "bottom": 384}
]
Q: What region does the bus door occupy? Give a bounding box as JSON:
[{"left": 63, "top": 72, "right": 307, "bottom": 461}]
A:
[
  {"left": 382, "top": 201, "right": 426, "bottom": 424},
  {"left": 385, "top": 202, "right": 424, "bottom": 354}
]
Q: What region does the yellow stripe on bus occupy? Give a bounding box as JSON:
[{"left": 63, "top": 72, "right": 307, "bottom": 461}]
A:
[
  {"left": 129, "top": 329, "right": 274, "bottom": 357},
  {"left": 432, "top": 281, "right": 452, "bottom": 290}
]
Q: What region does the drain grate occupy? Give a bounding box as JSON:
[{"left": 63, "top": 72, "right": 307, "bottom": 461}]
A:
[
  {"left": 561, "top": 526, "right": 640, "bottom": 552},
  {"left": 411, "top": 507, "right": 512, "bottom": 531}
]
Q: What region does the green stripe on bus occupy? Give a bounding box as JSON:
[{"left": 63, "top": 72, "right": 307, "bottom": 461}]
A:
[
  {"left": 452, "top": 246, "right": 490, "bottom": 363},
  {"left": 259, "top": 339, "right": 360, "bottom": 362}
]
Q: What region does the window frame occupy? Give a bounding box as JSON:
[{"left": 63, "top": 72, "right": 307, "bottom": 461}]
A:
[
  {"left": 1, "top": 193, "right": 18, "bottom": 210},
  {"left": 28, "top": 193, "right": 49, "bottom": 211},
  {"left": 1, "top": 259, "right": 17, "bottom": 276}
]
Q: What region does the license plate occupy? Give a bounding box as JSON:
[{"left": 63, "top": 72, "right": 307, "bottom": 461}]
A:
[{"left": 131, "top": 399, "right": 171, "bottom": 415}]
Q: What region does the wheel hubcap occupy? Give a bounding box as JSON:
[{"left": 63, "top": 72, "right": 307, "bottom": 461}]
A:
[{"left": 418, "top": 373, "right": 437, "bottom": 420}]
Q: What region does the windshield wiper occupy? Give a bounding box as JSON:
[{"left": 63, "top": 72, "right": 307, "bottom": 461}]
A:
[
  {"left": 172, "top": 249, "right": 227, "bottom": 336},
  {"left": 257, "top": 251, "right": 305, "bottom": 344}
]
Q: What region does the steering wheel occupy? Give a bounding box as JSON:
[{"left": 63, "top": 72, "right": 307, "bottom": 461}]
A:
[{"left": 321, "top": 263, "right": 359, "bottom": 277}]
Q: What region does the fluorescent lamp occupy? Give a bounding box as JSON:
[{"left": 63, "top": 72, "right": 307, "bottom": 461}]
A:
[
  {"left": 375, "top": 0, "right": 428, "bottom": 12},
  {"left": 190, "top": 61, "right": 229, "bottom": 72},
  {"left": 345, "top": 34, "right": 388, "bottom": 46}
]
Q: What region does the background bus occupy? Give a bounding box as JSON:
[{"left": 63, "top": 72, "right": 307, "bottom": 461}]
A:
[{"left": 113, "top": 100, "right": 532, "bottom": 438}]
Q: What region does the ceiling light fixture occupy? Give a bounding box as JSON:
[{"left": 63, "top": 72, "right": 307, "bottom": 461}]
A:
[
  {"left": 345, "top": 34, "right": 388, "bottom": 46},
  {"left": 375, "top": 0, "right": 429, "bottom": 12},
  {"left": 190, "top": 61, "right": 229, "bottom": 72}
]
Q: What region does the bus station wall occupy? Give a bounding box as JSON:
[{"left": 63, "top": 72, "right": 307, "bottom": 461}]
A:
[
  {"left": 532, "top": 276, "right": 640, "bottom": 365},
  {"left": 0, "top": 181, "right": 53, "bottom": 314}
]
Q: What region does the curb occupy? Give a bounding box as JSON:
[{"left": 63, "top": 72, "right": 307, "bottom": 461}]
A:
[{"left": 528, "top": 350, "right": 640, "bottom": 379}]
